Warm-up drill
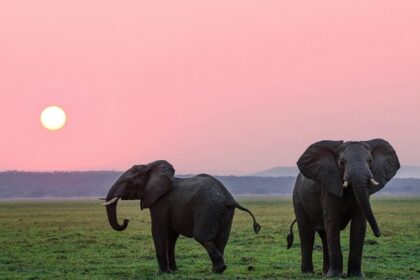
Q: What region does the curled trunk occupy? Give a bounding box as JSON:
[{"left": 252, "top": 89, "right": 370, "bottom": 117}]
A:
[
  {"left": 104, "top": 181, "right": 130, "bottom": 231},
  {"left": 105, "top": 199, "right": 129, "bottom": 231},
  {"left": 353, "top": 185, "right": 381, "bottom": 237}
]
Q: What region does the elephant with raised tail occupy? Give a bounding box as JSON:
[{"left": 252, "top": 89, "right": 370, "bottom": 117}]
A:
[
  {"left": 287, "top": 139, "right": 400, "bottom": 277},
  {"left": 103, "top": 160, "right": 260, "bottom": 273}
]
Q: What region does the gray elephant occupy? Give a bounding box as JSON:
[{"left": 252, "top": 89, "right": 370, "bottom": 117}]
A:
[
  {"left": 287, "top": 139, "right": 399, "bottom": 277},
  {"left": 103, "top": 160, "right": 260, "bottom": 273}
]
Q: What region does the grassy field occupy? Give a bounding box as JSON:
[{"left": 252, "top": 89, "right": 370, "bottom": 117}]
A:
[{"left": 0, "top": 197, "right": 419, "bottom": 279}]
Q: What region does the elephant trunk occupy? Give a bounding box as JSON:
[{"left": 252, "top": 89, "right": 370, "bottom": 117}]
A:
[
  {"left": 105, "top": 200, "right": 129, "bottom": 231},
  {"left": 105, "top": 184, "right": 129, "bottom": 231},
  {"left": 353, "top": 182, "right": 381, "bottom": 237}
]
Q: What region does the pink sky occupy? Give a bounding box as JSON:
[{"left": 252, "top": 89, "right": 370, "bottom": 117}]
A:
[{"left": 1, "top": 1, "right": 419, "bottom": 174}]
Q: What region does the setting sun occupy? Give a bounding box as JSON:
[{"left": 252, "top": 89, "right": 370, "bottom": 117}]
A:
[{"left": 40, "top": 106, "right": 66, "bottom": 131}]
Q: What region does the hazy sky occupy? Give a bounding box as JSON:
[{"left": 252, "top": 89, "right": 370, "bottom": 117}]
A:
[{"left": 1, "top": 1, "right": 419, "bottom": 174}]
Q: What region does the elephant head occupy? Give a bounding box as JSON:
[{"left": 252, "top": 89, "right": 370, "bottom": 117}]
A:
[
  {"left": 103, "top": 160, "right": 175, "bottom": 231},
  {"left": 297, "top": 139, "right": 400, "bottom": 237}
]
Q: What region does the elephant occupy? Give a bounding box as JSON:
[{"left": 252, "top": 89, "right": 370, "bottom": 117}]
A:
[
  {"left": 103, "top": 160, "right": 261, "bottom": 273},
  {"left": 287, "top": 139, "right": 400, "bottom": 277}
]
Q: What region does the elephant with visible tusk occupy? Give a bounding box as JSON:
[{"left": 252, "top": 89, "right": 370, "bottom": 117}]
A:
[
  {"left": 287, "top": 139, "right": 400, "bottom": 278},
  {"left": 103, "top": 160, "right": 260, "bottom": 273}
]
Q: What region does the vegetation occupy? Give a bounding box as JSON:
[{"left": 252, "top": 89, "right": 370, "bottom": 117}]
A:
[
  {"left": 0, "top": 197, "right": 419, "bottom": 279},
  {"left": 1, "top": 171, "right": 420, "bottom": 198}
]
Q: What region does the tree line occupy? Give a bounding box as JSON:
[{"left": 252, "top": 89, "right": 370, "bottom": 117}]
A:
[{"left": 0, "top": 171, "right": 419, "bottom": 198}]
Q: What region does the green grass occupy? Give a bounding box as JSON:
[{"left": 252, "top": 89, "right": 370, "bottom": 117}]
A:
[{"left": 0, "top": 197, "right": 419, "bottom": 279}]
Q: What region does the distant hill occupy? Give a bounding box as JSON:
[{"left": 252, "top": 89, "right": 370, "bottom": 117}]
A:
[
  {"left": 252, "top": 166, "right": 420, "bottom": 178},
  {"left": 251, "top": 166, "right": 299, "bottom": 177},
  {"left": 394, "top": 166, "right": 420, "bottom": 178},
  {"left": 1, "top": 171, "right": 420, "bottom": 198},
  {"left": 0, "top": 171, "right": 120, "bottom": 198}
]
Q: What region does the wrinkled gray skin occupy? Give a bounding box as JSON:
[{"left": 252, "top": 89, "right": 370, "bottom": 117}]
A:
[
  {"left": 288, "top": 139, "right": 400, "bottom": 278},
  {"left": 104, "top": 160, "right": 260, "bottom": 273}
]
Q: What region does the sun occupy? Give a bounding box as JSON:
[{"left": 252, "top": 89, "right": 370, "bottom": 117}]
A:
[{"left": 40, "top": 106, "right": 67, "bottom": 131}]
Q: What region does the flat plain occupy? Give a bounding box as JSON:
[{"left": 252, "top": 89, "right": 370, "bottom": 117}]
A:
[{"left": 0, "top": 197, "right": 419, "bottom": 279}]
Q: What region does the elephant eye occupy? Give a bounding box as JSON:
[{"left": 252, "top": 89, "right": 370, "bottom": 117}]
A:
[
  {"left": 368, "top": 158, "right": 373, "bottom": 168},
  {"left": 338, "top": 159, "right": 345, "bottom": 168}
]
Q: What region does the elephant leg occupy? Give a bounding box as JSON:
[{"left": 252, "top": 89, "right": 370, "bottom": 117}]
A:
[
  {"left": 347, "top": 213, "right": 367, "bottom": 277},
  {"left": 215, "top": 209, "right": 234, "bottom": 256},
  {"left": 196, "top": 239, "right": 226, "bottom": 273},
  {"left": 296, "top": 217, "right": 315, "bottom": 273},
  {"left": 318, "top": 230, "right": 329, "bottom": 275},
  {"left": 193, "top": 210, "right": 226, "bottom": 273},
  {"left": 325, "top": 229, "right": 343, "bottom": 277},
  {"left": 322, "top": 197, "right": 344, "bottom": 278},
  {"left": 168, "top": 231, "right": 179, "bottom": 271},
  {"left": 151, "top": 224, "right": 171, "bottom": 273}
]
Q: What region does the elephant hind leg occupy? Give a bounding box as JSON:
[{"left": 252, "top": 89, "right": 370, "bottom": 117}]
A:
[
  {"left": 193, "top": 208, "right": 226, "bottom": 273},
  {"left": 299, "top": 228, "right": 315, "bottom": 273},
  {"left": 215, "top": 209, "right": 234, "bottom": 256},
  {"left": 296, "top": 216, "right": 315, "bottom": 273},
  {"left": 196, "top": 239, "right": 226, "bottom": 273},
  {"left": 318, "top": 230, "right": 329, "bottom": 275}
]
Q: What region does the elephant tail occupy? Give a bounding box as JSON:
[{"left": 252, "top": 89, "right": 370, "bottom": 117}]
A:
[
  {"left": 287, "top": 219, "right": 297, "bottom": 249},
  {"left": 232, "top": 202, "right": 261, "bottom": 234}
]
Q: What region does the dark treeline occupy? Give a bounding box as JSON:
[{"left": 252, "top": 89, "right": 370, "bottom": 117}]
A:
[{"left": 0, "top": 171, "right": 420, "bottom": 198}]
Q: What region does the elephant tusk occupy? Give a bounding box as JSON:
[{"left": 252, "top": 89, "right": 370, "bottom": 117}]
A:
[
  {"left": 343, "top": 181, "right": 349, "bottom": 188},
  {"left": 102, "top": 197, "right": 119, "bottom": 206},
  {"left": 370, "top": 178, "right": 380, "bottom": 186},
  {"left": 98, "top": 197, "right": 106, "bottom": 201}
]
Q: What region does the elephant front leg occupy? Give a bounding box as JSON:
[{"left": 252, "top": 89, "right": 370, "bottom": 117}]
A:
[
  {"left": 151, "top": 225, "right": 171, "bottom": 273},
  {"left": 168, "top": 232, "right": 179, "bottom": 271},
  {"left": 347, "top": 214, "right": 367, "bottom": 277},
  {"left": 323, "top": 196, "right": 344, "bottom": 277},
  {"left": 325, "top": 227, "right": 343, "bottom": 277},
  {"left": 318, "top": 231, "right": 329, "bottom": 275}
]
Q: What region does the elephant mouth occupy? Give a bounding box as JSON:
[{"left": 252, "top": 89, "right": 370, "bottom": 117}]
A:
[{"left": 343, "top": 178, "right": 380, "bottom": 188}]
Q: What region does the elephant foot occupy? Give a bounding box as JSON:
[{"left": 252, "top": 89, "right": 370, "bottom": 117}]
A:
[
  {"left": 323, "top": 268, "right": 330, "bottom": 276},
  {"left": 301, "top": 264, "right": 314, "bottom": 274},
  {"left": 212, "top": 263, "right": 227, "bottom": 273},
  {"left": 169, "top": 262, "right": 178, "bottom": 271},
  {"left": 159, "top": 266, "right": 173, "bottom": 273},
  {"left": 326, "top": 268, "right": 344, "bottom": 278},
  {"left": 347, "top": 270, "right": 364, "bottom": 278}
]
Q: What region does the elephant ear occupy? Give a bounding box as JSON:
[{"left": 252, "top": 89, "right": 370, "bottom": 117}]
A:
[
  {"left": 142, "top": 160, "right": 175, "bottom": 209},
  {"left": 363, "top": 139, "right": 400, "bottom": 194},
  {"left": 297, "top": 140, "right": 344, "bottom": 197}
]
